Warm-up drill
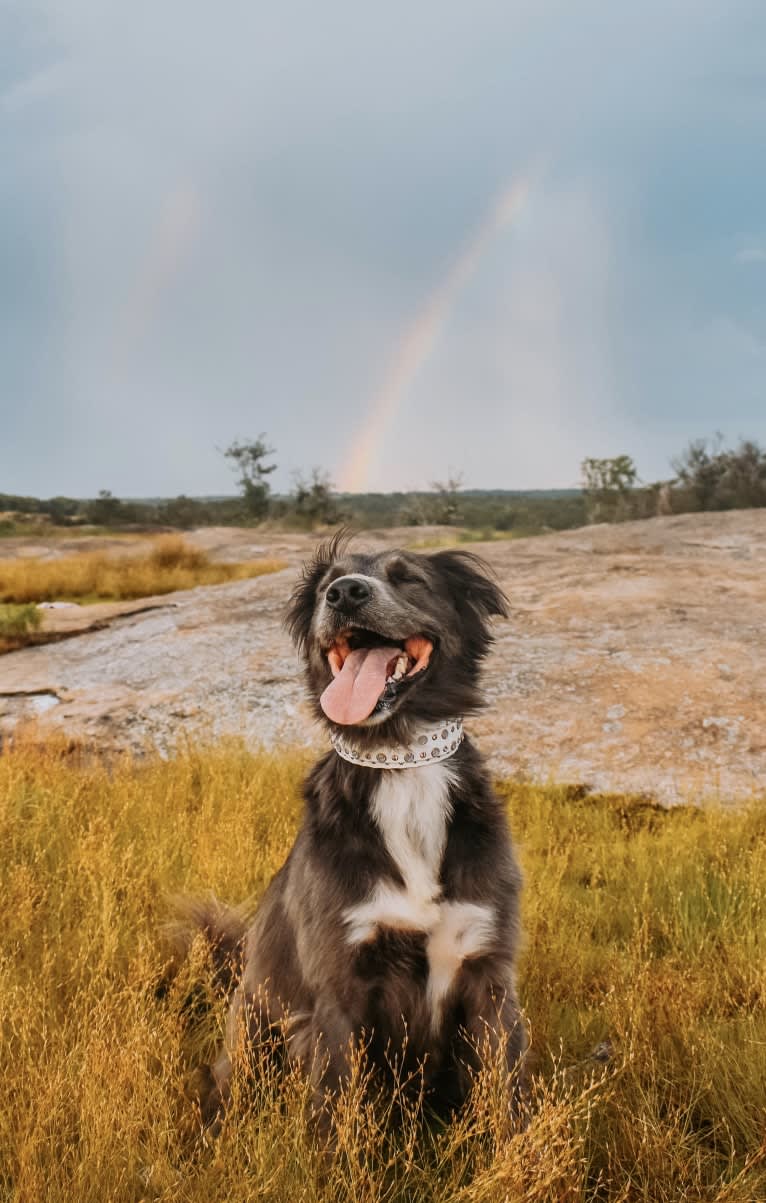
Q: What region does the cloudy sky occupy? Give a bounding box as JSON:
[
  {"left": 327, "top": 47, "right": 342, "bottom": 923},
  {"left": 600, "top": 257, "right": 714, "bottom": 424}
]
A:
[{"left": 2, "top": 1, "right": 764, "bottom": 497}]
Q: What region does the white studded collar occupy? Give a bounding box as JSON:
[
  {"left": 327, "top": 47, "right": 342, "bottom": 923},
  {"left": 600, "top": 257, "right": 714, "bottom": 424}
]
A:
[{"left": 330, "top": 719, "right": 464, "bottom": 769}]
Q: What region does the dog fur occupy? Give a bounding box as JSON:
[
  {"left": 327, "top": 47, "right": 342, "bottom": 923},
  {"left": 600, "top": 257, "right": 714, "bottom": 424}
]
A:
[{"left": 184, "top": 535, "right": 526, "bottom": 1125}]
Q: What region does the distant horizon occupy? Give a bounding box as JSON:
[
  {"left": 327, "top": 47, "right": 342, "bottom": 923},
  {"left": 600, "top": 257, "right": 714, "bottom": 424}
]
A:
[
  {"left": 2, "top": 484, "right": 586, "bottom": 504},
  {"left": 2, "top": 432, "right": 760, "bottom": 503}
]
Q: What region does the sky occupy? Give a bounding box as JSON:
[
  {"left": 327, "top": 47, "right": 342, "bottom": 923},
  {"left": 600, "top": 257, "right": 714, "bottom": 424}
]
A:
[{"left": 1, "top": 0, "right": 765, "bottom": 498}]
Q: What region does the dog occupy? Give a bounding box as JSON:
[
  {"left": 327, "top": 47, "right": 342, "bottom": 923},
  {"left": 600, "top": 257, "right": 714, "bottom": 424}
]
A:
[{"left": 187, "top": 535, "right": 526, "bottom": 1127}]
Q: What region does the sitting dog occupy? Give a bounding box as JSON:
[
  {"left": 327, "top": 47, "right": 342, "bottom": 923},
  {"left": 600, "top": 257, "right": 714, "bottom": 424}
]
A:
[{"left": 192, "top": 536, "right": 526, "bottom": 1124}]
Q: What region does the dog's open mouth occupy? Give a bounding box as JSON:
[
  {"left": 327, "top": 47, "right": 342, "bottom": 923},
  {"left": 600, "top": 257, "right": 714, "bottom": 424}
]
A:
[{"left": 320, "top": 629, "right": 434, "bottom": 725}]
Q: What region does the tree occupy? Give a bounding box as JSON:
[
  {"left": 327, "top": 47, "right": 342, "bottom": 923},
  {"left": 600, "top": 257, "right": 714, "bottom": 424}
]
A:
[
  {"left": 581, "top": 456, "right": 638, "bottom": 523},
  {"left": 223, "top": 436, "right": 277, "bottom": 520},
  {"left": 158, "top": 495, "right": 205, "bottom": 530},
  {"left": 87, "top": 489, "right": 124, "bottom": 526},
  {"left": 672, "top": 435, "right": 766, "bottom": 511},
  {"left": 719, "top": 439, "right": 766, "bottom": 508},
  {"left": 671, "top": 435, "right": 725, "bottom": 511},
  {"left": 429, "top": 472, "right": 464, "bottom": 525},
  {"left": 290, "top": 468, "right": 341, "bottom": 528},
  {"left": 46, "top": 496, "right": 80, "bottom": 525}
]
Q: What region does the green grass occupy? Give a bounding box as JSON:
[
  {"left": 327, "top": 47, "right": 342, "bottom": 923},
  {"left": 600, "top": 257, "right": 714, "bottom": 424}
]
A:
[
  {"left": 0, "top": 601, "right": 42, "bottom": 652},
  {"left": 1, "top": 742, "right": 764, "bottom": 1201},
  {"left": 0, "top": 602, "right": 41, "bottom": 637}
]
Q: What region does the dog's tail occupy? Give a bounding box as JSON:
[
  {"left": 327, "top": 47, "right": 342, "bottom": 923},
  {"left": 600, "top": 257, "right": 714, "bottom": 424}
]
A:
[{"left": 163, "top": 893, "right": 249, "bottom": 997}]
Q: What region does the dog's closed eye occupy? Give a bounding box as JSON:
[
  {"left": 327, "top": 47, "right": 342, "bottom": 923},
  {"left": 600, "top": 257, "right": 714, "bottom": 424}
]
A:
[{"left": 386, "top": 558, "right": 426, "bottom": 586}]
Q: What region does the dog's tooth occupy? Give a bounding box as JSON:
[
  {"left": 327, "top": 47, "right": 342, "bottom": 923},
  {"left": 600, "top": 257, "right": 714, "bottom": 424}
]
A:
[{"left": 391, "top": 653, "right": 409, "bottom": 682}]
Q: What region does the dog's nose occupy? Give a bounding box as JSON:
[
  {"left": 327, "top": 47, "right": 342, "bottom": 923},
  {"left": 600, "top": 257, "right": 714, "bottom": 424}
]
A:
[{"left": 326, "top": 575, "right": 372, "bottom": 612}]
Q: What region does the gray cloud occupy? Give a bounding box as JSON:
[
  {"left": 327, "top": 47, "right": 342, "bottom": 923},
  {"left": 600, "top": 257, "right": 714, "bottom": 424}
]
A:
[{"left": 1, "top": 0, "right": 765, "bottom": 496}]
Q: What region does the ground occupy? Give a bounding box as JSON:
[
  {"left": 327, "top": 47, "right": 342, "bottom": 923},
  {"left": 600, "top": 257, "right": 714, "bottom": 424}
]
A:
[{"left": 1, "top": 510, "right": 765, "bottom": 803}]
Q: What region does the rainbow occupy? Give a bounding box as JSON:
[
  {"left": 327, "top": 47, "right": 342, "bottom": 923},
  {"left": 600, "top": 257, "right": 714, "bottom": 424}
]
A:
[
  {"left": 113, "top": 184, "right": 202, "bottom": 368},
  {"left": 338, "top": 169, "right": 537, "bottom": 493}
]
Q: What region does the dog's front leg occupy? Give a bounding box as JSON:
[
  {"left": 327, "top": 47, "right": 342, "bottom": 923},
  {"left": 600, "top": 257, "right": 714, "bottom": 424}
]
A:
[
  {"left": 307, "top": 1000, "right": 359, "bottom": 1131},
  {"left": 455, "top": 975, "right": 528, "bottom": 1121}
]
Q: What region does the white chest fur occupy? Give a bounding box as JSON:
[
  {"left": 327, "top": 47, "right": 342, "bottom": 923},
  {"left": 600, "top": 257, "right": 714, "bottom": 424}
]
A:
[{"left": 343, "top": 765, "right": 496, "bottom": 1027}]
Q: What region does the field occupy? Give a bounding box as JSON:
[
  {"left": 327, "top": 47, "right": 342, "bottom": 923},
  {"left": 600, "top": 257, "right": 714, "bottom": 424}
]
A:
[
  {"left": 0, "top": 535, "right": 286, "bottom": 653},
  {"left": 0, "top": 534, "right": 286, "bottom": 606},
  {"left": 2, "top": 741, "right": 764, "bottom": 1202}
]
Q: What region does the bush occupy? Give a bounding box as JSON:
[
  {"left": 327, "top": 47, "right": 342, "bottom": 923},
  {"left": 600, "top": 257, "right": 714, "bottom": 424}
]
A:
[
  {"left": 287, "top": 469, "right": 343, "bottom": 529},
  {"left": 581, "top": 456, "right": 639, "bottom": 523},
  {"left": 672, "top": 437, "right": 766, "bottom": 512},
  {"left": 147, "top": 534, "right": 206, "bottom": 572},
  {"left": 0, "top": 602, "right": 41, "bottom": 639}
]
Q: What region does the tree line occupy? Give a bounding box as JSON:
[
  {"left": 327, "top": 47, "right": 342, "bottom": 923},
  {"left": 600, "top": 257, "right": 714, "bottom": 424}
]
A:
[
  {"left": 2, "top": 434, "right": 765, "bottom": 535},
  {"left": 581, "top": 436, "right": 766, "bottom": 524}
]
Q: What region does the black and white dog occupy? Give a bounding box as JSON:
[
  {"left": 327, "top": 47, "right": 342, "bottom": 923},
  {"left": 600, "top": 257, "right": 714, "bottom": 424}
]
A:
[{"left": 194, "top": 536, "right": 526, "bottom": 1123}]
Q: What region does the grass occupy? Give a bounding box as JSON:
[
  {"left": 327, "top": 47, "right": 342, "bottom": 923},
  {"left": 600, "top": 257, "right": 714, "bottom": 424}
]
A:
[
  {"left": 1, "top": 740, "right": 764, "bottom": 1202},
  {"left": 405, "top": 530, "right": 520, "bottom": 551},
  {"left": 405, "top": 528, "right": 562, "bottom": 550},
  {"left": 0, "top": 602, "right": 41, "bottom": 652},
  {"left": 0, "top": 534, "right": 287, "bottom": 608}
]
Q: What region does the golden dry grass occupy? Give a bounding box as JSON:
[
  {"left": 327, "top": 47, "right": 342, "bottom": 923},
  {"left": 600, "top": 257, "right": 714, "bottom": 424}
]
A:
[
  {"left": 1, "top": 741, "right": 764, "bottom": 1201},
  {"left": 0, "top": 535, "right": 287, "bottom": 605}
]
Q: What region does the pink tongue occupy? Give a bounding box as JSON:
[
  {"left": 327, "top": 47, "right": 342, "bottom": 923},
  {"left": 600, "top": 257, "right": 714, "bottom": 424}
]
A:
[{"left": 320, "top": 645, "right": 401, "bottom": 725}]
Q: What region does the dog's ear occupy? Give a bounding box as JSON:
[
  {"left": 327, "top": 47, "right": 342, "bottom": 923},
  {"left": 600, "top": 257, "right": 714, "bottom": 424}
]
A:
[
  {"left": 428, "top": 550, "right": 509, "bottom": 621},
  {"left": 284, "top": 529, "right": 352, "bottom": 649}
]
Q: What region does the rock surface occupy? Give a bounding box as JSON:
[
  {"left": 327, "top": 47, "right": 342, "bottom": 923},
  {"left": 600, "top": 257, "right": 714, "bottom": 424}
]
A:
[{"left": 2, "top": 512, "right": 765, "bottom": 803}]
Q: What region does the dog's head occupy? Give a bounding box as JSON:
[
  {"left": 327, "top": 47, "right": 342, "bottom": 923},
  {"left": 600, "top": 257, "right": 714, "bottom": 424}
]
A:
[{"left": 285, "top": 533, "right": 508, "bottom": 740}]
